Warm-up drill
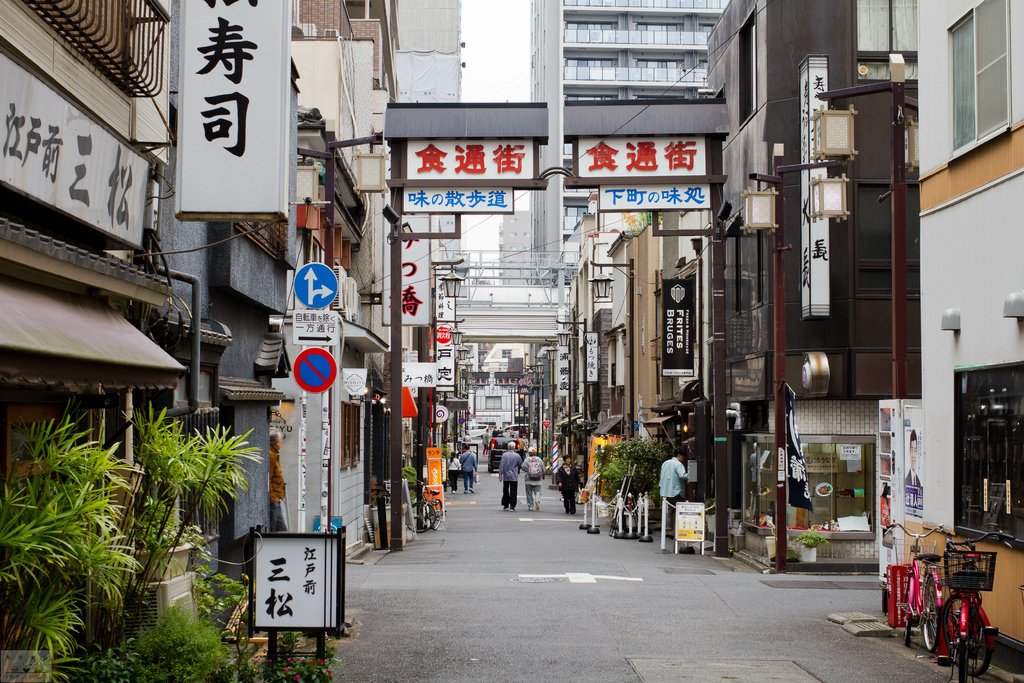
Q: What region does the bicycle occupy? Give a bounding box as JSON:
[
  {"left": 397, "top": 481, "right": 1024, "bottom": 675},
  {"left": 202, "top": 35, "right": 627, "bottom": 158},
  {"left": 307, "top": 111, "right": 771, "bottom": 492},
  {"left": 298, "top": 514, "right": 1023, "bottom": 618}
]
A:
[
  {"left": 883, "top": 522, "right": 950, "bottom": 652},
  {"left": 413, "top": 481, "right": 444, "bottom": 532},
  {"left": 939, "top": 529, "right": 1016, "bottom": 682}
]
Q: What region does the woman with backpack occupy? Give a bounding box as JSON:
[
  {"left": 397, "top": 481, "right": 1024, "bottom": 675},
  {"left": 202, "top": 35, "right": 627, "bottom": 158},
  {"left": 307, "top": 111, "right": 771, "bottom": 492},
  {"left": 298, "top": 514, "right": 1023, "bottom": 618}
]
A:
[{"left": 520, "top": 446, "right": 546, "bottom": 512}]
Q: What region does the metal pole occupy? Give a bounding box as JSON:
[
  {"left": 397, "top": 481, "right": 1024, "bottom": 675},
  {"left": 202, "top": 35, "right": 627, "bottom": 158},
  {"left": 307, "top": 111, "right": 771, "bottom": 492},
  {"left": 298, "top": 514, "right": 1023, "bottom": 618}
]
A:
[
  {"left": 628, "top": 258, "right": 636, "bottom": 437},
  {"left": 389, "top": 223, "right": 404, "bottom": 550},
  {"left": 710, "top": 193, "right": 729, "bottom": 558},
  {"left": 891, "top": 73, "right": 907, "bottom": 399},
  {"left": 771, "top": 144, "right": 788, "bottom": 573}
]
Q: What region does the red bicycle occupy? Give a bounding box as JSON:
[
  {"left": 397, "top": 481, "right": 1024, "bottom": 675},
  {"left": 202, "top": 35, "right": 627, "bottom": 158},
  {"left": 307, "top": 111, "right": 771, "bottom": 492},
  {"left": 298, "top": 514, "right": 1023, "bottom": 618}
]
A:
[
  {"left": 884, "top": 522, "right": 951, "bottom": 652},
  {"left": 939, "top": 529, "right": 1016, "bottom": 682}
]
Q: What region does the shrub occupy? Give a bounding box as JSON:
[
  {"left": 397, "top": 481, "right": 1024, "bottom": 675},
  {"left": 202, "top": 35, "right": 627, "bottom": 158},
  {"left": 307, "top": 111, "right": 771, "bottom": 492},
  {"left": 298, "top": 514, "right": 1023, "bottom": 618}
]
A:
[
  {"left": 261, "top": 657, "right": 333, "bottom": 683},
  {"left": 134, "top": 604, "right": 226, "bottom": 683},
  {"left": 75, "top": 640, "right": 140, "bottom": 683},
  {"left": 793, "top": 530, "right": 829, "bottom": 549},
  {"left": 597, "top": 438, "right": 671, "bottom": 505}
]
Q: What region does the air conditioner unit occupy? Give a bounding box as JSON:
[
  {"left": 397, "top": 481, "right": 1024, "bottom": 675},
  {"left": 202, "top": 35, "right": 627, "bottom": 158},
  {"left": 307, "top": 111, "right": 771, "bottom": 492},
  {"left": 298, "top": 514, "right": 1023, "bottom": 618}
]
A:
[
  {"left": 330, "top": 266, "right": 347, "bottom": 312},
  {"left": 342, "top": 277, "right": 360, "bottom": 322}
]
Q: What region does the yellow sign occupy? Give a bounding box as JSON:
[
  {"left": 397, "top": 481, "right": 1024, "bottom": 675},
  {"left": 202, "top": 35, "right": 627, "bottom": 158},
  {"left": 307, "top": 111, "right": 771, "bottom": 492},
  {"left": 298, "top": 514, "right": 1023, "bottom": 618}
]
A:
[
  {"left": 588, "top": 434, "right": 622, "bottom": 480},
  {"left": 675, "top": 502, "right": 705, "bottom": 542},
  {"left": 426, "top": 447, "right": 441, "bottom": 460},
  {"left": 427, "top": 457, "right": 444, "bottom": 487}
]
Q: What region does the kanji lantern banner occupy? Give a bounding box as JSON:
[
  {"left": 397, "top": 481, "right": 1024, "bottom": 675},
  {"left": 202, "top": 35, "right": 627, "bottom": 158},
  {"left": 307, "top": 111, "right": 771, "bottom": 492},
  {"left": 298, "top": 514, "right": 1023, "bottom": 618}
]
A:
[
  {"left": 598, "top": 184, "right": 710, "bottom": 212},
  {"left": 403, "top": 187, "right": 515, "bottom": 214},
  {"left": 405, "top": 139, "right": 535, "bottom": 181},
  {"left": 176, "top": 0, "right": 290, "bottom": 220},
  {"left": 557, "top": 345, "right": 570, "bottom": 398},
  {"left": 799, "top": 55, "right": 831, "bottom": 319},
  {"left": 576, "top": 136, "right": 706, "bottom": 178},
  {"left": 383, "top": 232, "right": 432, "bottom": 327},
  {"left": 435, "top": 323, "right": 456, "bottom": 393}
]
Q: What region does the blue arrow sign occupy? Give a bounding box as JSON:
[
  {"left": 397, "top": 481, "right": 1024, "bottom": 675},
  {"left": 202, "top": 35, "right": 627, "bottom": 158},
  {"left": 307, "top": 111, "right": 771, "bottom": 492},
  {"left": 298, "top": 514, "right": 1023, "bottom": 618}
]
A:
[{"left": 294, "top": 262, "right": 338, "bottom": 309}]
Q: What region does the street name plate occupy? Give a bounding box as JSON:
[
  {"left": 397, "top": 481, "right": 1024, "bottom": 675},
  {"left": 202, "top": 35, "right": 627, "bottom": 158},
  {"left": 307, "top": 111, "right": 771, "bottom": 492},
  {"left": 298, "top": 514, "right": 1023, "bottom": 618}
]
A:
[{"left": 293, "top": 310, "right": 341, "bottom": 346}]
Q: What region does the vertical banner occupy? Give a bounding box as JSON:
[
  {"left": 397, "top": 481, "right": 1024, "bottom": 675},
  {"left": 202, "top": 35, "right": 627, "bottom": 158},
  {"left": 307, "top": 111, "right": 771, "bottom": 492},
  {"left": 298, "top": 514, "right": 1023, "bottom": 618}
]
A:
[
  {"left": 785, "top": 384, "right": 814, "bottom": 511},
  {"left": 298, "top": 394, "right": 307, "bottom": 530},
  {"left": 585, "top": 332, "right": 599, "bottom": 383},
  {"left": 426, "top": 446, "right": 445, "bottom": 508},
  {"left": 661, "top": 278, "right": 696, "bottom": 377},
  {"left": 435, "top": 325, "right": 455, "bottom": 392},
  {"left": 799, "top": 55, "right": 830, "bottom": 319},
  {"left": 383, "top": 229, "right": 432, "bottom": 326},
  {"left": 320, "top": 403, "right": 330, "bottom": 531},
  {"left": 557, "top": 345, "right": 570, "bottom": 398},
  {"left": 435, "top": 270, "right": 457, "bottom": 323},
  {"left": 177, "top": 0, "right": 290, "bottom": 219}
]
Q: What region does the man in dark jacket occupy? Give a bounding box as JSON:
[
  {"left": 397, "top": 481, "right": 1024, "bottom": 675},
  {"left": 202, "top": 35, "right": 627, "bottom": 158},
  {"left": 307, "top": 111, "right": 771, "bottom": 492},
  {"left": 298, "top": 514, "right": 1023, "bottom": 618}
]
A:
[
  {"left": 555, "top": 457, "right": 582, "bottom": 514},
  {"left": 498, "top": 448, "right": 524, "bottom": 511}
]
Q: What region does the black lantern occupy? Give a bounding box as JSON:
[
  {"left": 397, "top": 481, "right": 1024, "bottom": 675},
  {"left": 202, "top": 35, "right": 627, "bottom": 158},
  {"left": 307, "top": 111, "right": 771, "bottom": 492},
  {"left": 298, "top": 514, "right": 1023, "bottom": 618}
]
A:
[
  {"left": 558, "top": 330, "right": 571, "bottom": 347},
  {"left": 590, "top": 273, "right": 613, "bottom": 301},
  {"left": 441, "top": 271, "right": 464, "bottom": 298}
]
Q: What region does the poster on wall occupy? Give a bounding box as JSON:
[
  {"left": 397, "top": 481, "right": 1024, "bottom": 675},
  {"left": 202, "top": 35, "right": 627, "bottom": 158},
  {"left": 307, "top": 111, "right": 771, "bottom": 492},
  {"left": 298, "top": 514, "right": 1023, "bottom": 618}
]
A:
[{"left": 904, "top": 425, "right": 923, "bottom": 519}]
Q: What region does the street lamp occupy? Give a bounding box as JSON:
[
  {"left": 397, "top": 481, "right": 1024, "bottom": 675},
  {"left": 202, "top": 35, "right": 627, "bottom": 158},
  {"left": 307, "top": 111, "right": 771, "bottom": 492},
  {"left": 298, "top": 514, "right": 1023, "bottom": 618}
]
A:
[
  {"left": 811, "top": 105, "right": 858, "bottom": 160},
  {"left": 451, "top": 328, "right": 464, "bottom": 347},
  {"left": 808, "top": 175, "right": 850, "bottom": 220},
  {"left": 441, "top": 271, "right": 465, "bottom": 298},
  {"left": 747, "top": 143, "right": 841, "bottom": 573},
  {"left": 457, "top": 346, "right": 471, "bottom": 362},
  {"left": 590, "top": 273, "right": 613, "bottom": 301},
  {"left": 558, "top": 329, "right": 572, "bottom": 348},
  {"left": 741, "top": 188, "right": 777, "bottom": 231}
]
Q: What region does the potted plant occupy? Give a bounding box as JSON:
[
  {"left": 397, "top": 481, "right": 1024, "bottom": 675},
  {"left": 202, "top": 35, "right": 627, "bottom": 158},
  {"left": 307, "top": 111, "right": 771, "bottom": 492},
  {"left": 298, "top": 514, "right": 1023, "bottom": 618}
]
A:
[{"left": 793, "top": 530, "right": 829, "bottom": 562}]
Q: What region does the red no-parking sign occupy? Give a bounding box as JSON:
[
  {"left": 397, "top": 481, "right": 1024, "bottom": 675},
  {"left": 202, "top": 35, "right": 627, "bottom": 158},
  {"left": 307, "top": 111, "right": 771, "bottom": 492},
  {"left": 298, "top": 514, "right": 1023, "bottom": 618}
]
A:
[{"left": 293, "top": 348, "right": 337, "bottom": 393}]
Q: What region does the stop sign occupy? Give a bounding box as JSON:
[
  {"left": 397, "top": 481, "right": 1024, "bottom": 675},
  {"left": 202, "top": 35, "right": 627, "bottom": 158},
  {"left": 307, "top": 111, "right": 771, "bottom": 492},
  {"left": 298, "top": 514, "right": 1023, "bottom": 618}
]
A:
[
  {"left": 543, "top": 420, "right": 550, "bottom": 428},
  {"left": 436, "top": 326, "right": 452, "bottom": 344}
]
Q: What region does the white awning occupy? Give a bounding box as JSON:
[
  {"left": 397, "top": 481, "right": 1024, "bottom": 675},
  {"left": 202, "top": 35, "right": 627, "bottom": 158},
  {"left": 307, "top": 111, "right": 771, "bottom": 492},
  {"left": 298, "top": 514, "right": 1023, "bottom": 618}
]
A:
[{"left": 343, "top": 320, "right": 388, "bottom": 354}]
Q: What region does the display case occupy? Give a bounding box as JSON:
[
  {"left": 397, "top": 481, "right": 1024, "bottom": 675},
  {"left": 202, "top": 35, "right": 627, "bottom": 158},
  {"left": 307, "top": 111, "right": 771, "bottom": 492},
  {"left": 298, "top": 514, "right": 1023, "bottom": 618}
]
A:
[{"left": 742, "top": 434, "right": 875, "bottom": 532}]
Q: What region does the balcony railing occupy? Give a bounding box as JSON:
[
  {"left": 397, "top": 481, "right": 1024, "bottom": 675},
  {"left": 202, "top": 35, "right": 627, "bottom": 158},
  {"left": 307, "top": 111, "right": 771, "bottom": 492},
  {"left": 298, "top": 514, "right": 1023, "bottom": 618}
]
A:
[
  {"left": 563, "top": 66, "right": 708, "bottom": 84},
  {"left": 564, "top": 0, "right": 726, "bottom": 9},
  {"left": 235, "top": 222, "right": 289, "bottom": 259},
  {"left": 23, "top": 0, "right": 169, "bottom": 97},
  {"left": 564, "top": 29, "right": 709, "bottom": 47}
]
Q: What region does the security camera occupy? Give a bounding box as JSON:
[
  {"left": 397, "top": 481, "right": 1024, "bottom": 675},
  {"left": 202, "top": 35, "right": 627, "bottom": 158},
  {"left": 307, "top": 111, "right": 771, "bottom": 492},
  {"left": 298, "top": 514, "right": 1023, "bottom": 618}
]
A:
[
  {"left": 717, "top": 200, "right": 733, "bottom": 222},
  {"left": 382, "top": 204, "right": 401, "bottom": 225}
]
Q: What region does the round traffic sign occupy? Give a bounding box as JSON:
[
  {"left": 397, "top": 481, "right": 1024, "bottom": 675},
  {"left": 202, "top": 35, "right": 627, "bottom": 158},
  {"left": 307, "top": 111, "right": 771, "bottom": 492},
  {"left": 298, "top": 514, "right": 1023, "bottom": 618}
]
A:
[
  {"left": 294, "top": 262, "right": 339, "bottom": 309},
  {"left": 293, "top": 348, "right": 338, "bottom": 393},
  {"left": 436, "top": 325, "right": 452, "bottom": 345}
]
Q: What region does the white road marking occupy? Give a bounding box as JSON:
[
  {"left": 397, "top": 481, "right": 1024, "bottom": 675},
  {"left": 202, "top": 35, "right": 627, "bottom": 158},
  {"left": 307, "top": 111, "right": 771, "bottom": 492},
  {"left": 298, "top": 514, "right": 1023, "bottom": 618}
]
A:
[
  {"left": 516, "top": 572, "right": 643, "bottom": 584},
  {"left": 517, "top": 518, "right": 580, "bottom": 522}
]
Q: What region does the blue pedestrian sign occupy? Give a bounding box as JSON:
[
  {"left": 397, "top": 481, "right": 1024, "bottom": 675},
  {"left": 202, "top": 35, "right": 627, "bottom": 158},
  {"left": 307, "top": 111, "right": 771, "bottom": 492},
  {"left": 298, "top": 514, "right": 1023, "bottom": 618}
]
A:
[{"left": 294, "top": 262, "right": 338, "bottom": 309}]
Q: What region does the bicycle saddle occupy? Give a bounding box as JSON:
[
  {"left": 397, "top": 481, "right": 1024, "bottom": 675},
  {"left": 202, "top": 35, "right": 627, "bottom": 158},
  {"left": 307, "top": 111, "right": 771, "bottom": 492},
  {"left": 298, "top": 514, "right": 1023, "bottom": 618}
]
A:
[{"left": 918, "top": 553, "right": 941, "bottom": 564}]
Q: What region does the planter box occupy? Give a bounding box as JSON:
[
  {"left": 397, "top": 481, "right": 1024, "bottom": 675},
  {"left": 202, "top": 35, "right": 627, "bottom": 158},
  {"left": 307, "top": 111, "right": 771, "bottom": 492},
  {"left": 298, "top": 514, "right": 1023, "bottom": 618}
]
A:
[{"left": 137, "top": 543, "right": 193, "bottom": 582}]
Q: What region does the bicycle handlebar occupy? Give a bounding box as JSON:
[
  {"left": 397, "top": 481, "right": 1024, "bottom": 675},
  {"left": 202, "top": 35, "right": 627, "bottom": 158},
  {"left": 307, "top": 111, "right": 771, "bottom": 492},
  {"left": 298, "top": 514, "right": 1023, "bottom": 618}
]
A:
[
  {"left": 946, "top": 529, "right": 1017, "bottom": 551},
  {"left": 883, "top": 522, "right": 951, "bottom": 539}
]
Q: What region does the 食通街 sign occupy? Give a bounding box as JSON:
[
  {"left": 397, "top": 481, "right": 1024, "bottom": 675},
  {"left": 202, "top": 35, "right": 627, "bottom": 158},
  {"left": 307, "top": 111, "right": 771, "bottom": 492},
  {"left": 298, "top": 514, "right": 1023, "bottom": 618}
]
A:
[{"left": 662, "top": 278, "right": 695, "bottom": 378}]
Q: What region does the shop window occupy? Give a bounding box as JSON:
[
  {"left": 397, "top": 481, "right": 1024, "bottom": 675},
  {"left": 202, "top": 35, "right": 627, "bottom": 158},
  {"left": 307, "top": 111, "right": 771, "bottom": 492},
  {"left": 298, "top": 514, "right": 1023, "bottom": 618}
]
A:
[
  {"left": 340, "top": 402, "right": 361, "bottom": 468},
  {"left": 484, "top": 396, "right": 502, "bottom": 410},
  {"left": 738, "top": 15, "right": 757, "bottom": 121},
  {"left": 855, "top": 183, "right": 920, "bottom": 294},
  {"left": 742, "top": 436, "right": 875, "bottom": 531},
  {"left": 955, "top": 363, "right": 1024, "bottom": 536}
]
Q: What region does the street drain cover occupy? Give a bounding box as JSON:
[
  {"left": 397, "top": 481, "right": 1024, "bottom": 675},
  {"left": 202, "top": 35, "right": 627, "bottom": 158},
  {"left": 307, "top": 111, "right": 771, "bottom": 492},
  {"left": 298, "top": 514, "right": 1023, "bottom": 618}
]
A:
[
  {"left": 629, "top": 659, "right": 820, "bottom": 682},
  {"left": 511, "top": 577, "right": 563, "bottom": 583}
]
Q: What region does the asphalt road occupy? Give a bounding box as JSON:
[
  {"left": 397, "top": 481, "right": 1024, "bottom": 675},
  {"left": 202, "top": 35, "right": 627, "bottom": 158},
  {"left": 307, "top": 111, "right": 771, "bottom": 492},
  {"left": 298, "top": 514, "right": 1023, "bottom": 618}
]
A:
[{"left": 338, "top": 472, "right": 952, "bottom": 682}]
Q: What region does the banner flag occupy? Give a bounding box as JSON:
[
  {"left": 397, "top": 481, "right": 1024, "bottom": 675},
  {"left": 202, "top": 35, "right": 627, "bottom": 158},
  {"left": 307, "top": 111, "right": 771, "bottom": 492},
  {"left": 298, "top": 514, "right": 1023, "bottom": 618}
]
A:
[{"left": 785, "top": 384, "right": 814, "bottom": 511}]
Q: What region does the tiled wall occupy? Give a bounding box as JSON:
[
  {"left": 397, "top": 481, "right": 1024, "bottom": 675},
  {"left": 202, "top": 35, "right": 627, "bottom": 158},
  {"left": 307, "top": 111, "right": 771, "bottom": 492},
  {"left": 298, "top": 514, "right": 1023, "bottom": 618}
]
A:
[{"left": 768, "top": 399, "right": 877, "bottom": 436}]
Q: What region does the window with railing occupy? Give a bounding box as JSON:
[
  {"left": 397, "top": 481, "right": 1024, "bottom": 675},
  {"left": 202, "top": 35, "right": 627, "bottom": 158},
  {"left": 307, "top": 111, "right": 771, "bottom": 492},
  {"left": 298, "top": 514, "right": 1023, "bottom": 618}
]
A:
[
  {"left": 563, "top": 0, "right": 727, "bottom": 8},
  {"left": 23, "top": 0, "right": 169, "bottom": 97},
  {"left": 234, "top": 222, "right": 289, "bottom": 259},
  {"left": 563, "top": 65, "right": 707, "bottom": 83},
  {"left": 563, "top": 29, "right": 709, "bottom": 47}
]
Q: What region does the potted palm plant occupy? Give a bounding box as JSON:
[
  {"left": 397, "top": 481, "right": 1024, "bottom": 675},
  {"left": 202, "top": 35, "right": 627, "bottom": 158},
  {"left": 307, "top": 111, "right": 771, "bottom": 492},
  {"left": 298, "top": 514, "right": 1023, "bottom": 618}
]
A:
[{"left": 793, "top": 530, "right": 829, "bottom": 562}]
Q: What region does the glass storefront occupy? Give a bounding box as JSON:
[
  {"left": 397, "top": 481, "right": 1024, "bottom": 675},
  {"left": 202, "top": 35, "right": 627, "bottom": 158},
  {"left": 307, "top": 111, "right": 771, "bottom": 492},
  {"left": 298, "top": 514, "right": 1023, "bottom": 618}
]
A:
[
  {"left": 955, "top": 363, "right": 1024, "bottom": 537},
  {"left": 742, "top": 434, "right": 876, "bottom": 531}
]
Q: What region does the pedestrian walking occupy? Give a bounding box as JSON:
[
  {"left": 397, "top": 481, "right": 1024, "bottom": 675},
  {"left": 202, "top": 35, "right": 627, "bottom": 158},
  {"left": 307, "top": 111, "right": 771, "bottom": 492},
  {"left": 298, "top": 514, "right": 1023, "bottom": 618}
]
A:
[
  {"left": 555, "top": 457, "right": 582, "bottom": 515},
  {"left": 459, "top": 443, "right": 477, "bottom": 493},
  {"left": 447, "top": 450, "right": 461, "bottom": 493},
  {"left": 498, "top": 447, "right": 523, "bottom": 511},
  {"left": 659, "top": 447, "right": 689, "bottom": 536},
  {"left": 521, "top": 446, "right": 545, "bottom": 511},
  {"left": 268, "top": 429, "right": 288, "bottom": 532}
]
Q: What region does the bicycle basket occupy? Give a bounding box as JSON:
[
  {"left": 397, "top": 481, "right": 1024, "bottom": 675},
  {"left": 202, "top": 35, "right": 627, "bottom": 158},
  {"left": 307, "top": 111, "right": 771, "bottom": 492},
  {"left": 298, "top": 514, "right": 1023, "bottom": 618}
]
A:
[{"left": 943, "top": 550, "right": 997, "bottom": 592}]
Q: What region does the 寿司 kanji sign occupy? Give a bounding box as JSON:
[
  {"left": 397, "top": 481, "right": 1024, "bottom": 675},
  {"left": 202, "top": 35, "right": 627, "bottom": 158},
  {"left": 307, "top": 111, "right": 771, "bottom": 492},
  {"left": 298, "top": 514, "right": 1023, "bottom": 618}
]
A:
[
  {"left": 405, "top": 139, "right": 535, "bottom": 181},
  {"left": 576, "top": 136, "right": 706, "bottom": 179}
]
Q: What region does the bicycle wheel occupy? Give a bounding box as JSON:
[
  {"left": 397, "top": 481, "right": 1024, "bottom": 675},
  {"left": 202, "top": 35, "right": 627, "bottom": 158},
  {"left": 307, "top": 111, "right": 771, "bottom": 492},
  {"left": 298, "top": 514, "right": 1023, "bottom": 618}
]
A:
[
  {"left": 921, "top": 573, "right": 940, "bottom": 653},
  {"left": 903, "top": 582, "right": 915, "bottom": 648},
  {"left": 942, "top": 596, "right": 993, "bottom": 678},
  {"left": 429, "top": 502, "right": 443, "bottom": 530},
  {"left": 414, "top": 500, "right": 432, "bottom": 532}
]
